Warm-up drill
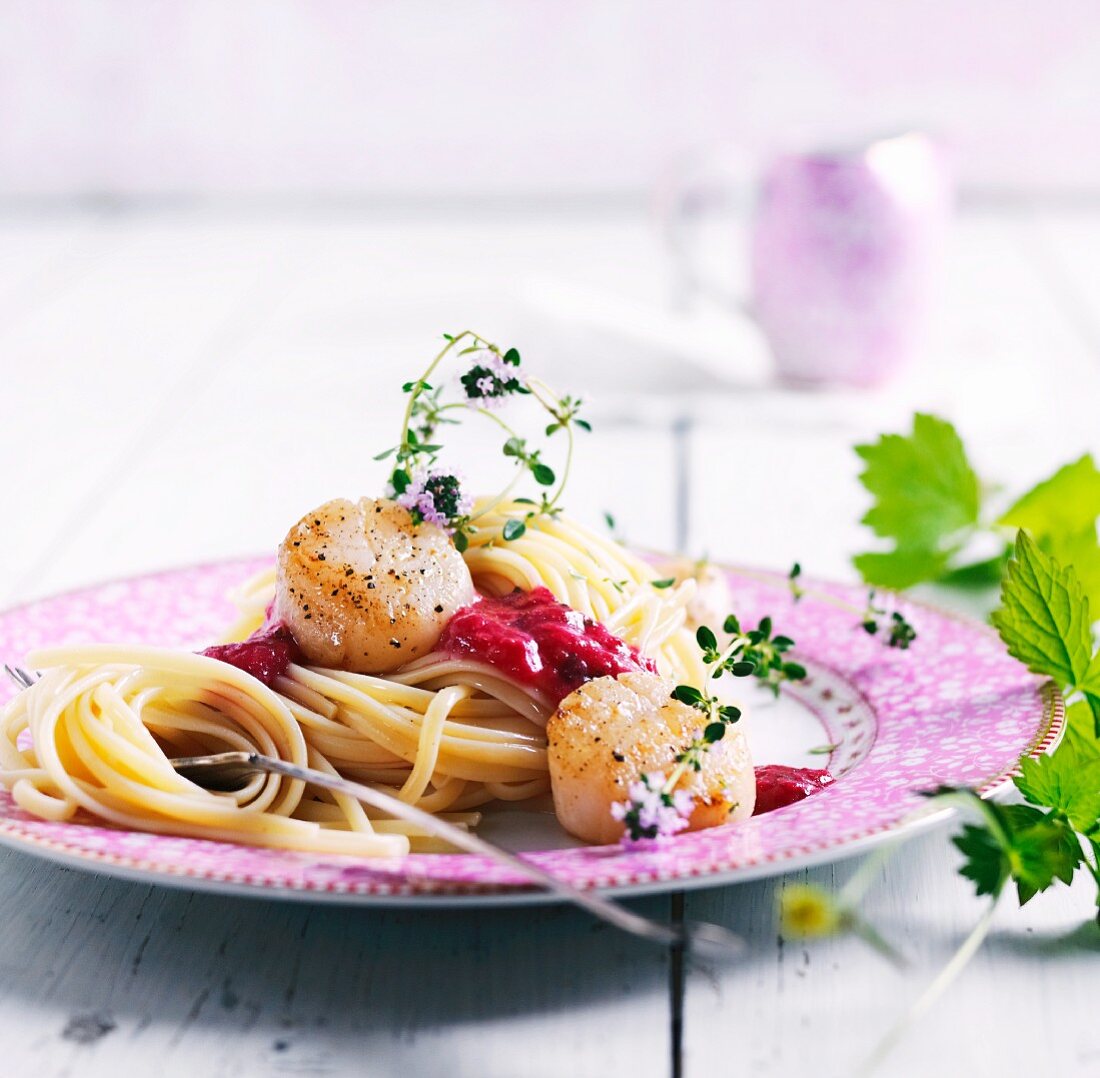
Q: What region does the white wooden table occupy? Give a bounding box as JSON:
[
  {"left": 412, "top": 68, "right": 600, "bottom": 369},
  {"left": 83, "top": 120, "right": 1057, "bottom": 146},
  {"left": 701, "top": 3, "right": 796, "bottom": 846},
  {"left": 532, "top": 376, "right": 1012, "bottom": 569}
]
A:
[{"left": 1, "top": 204, "right": 1099, "bottom": 1077}]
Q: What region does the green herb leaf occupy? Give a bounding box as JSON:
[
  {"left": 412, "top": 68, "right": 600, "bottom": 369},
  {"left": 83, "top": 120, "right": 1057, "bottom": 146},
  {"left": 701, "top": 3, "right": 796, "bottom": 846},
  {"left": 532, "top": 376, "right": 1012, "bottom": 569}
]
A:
[
  {"left": 990, "top": 531, "right": 1092, "bottom": 689},
  {"left": 1015, "top": 746, "right": 1100, "bottom": 832},
  {"left": 704, "top": 722, "right": 726, "bottom": 743},
  {"left": 671, "top": 685, "right": 703, "bottom": 706},
  {"left": 696, "top": 625, "right": 718, "bottom": 651},
  {"left": 575, "top": 419, "right": 592, "bottom": 432},
  {"left": 391, "top": 468, "right": 411, "bottom": 495},
  {"left": 503, "top": 347, "right": 521, "bottom": 367},
  {"left": 651, "top": 578, "right": 676, "bottom": 589},
  {"left": 531, "top": 463, "right": 556, "bottom": 486},
  {"left": 938, "top": 788, "right": 1082, "bottom": 905},
  {"left": 1006, "top": 811, "right": 1081, "bottom": 905},
  {"left": 953, "top": 822, "right": 1007, "bottom": 898},
  {"left": 853, "top": 414, "right": 981, "bottom": 587},
  {"left": 1046, "top": 526, "right": 1100, "bottom": 617},
  {"left": 853, "top": 547, "right": 954, "bottom": 591},
  {"left": 452, "top": 529, "right": 469, "bottom": 553},
  {"left": 502, "top": 519, "right": 526, "bottom": 542},
  {"left": 999, "top": 454, "right": 1100, "bottom": 538}
]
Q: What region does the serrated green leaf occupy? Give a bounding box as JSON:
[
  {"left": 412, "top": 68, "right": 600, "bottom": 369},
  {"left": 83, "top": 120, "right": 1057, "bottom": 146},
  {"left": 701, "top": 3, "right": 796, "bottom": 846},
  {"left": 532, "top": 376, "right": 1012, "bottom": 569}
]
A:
[
  {"left": 855, "top": 413, "right": 981, "bottom": 547},
  {"left": 1015, "top": 748, "right": 1100, "bottom": 832},
  {"left": 999, "top": 454, "right": 1100, "bottom": 537},
  {"left": 853, "top": 547, "right": 953, "bottom": 589},
  {"left": 1046, "top": 526, "right": 1100, "bottom": 616},
  {"left": 1007, "top": 815, "right": 1082, "bottom": 905},
  {"left": 990, "top": 531, "right": 1092, "bottom": 689},
  {"left": 952, "top": 823, "right": 1006, "bottom": 897},
  {"left": 936, "top": 552, "right": 1011, "bottom": 589},
  {"left": 1059, "top": 697, "right": 1100, "bottom": 757}
]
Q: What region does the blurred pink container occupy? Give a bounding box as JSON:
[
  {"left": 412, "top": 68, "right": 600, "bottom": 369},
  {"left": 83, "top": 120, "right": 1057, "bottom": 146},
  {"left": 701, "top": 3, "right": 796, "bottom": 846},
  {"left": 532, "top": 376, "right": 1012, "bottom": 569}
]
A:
[{"left": 750, "top": 133, "right": 952, "bottom": 387}]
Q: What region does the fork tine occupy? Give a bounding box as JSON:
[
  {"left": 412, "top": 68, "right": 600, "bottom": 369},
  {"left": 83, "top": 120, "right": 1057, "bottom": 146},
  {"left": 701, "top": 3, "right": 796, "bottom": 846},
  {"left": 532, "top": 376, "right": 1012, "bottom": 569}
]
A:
[{"left": 3, "top": 665, "right": 37, "bottom": 690}]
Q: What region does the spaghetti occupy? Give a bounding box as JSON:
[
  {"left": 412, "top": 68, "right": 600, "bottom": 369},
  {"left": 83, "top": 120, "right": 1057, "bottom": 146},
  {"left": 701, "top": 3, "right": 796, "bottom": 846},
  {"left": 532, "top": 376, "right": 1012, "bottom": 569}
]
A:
[{"left": 0, "top": 505, "right": 701, "bottom": 855}]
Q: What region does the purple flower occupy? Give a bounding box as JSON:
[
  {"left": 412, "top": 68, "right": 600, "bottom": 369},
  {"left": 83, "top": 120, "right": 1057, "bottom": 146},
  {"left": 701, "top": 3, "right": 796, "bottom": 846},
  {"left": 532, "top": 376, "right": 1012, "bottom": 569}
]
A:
[
  {"left": 396, "top": 469, "right": 473, "bottom": 529},
  {"left": 459, "top": 351, "right": 525, "bottom": 410},
  {"left": 612, "top": 772, "right": 693, "bottom": 844}
]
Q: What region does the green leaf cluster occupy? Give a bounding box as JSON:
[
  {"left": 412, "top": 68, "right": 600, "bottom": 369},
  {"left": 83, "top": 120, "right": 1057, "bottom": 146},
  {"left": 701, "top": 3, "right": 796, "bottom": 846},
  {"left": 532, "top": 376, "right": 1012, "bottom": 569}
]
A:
[
  {"left": 853, "top": 414, "right": 1100, "bottom": 609},
  {"left": 946, "top": 533, "right": 1100, "bottom": 912}
]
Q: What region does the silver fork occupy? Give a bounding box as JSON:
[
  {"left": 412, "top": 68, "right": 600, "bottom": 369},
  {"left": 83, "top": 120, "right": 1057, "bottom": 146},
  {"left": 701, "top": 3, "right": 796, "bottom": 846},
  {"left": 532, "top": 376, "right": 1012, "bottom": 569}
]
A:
[{"left": 4, "top": 664, "right": 742, "bottom": 958}]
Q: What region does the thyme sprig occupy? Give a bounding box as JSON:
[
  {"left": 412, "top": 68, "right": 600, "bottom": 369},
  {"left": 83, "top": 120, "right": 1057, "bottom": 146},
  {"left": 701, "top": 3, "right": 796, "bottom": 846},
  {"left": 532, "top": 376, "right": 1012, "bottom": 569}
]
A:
[
  {"left": 787, "top": 562, "right": 917, "bottom": 650},
  {"left": 375, "top": 331, "right": 591, "bottom": 549},
  {"left": 617, "top": 612, "right": 808, "bottom": 842}
]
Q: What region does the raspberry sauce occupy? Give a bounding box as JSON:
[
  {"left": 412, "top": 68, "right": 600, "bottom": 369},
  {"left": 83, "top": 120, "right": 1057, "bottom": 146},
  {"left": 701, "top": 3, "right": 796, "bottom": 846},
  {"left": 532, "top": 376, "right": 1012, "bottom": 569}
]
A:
[
  {"left": 201, "top": 622, "right": 301, "bottom": 687},
  {"left": 752, "top": 765, "right": 835, "bottom": 814},
  {"left": 437, "top": 586, "right": 658, "bottom": 704}
]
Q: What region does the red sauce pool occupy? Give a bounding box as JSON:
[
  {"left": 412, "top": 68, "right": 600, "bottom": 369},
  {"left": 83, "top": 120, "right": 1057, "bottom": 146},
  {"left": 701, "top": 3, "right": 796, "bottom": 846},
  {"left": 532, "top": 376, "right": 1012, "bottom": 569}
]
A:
[
  {"left": 437, "top": 586, "right": 658, "bottom": 704},
  {"left": 201, "top": 621, "right": 301, "bottom": 688},
  {"left": 753, "top": 765, "right": 834, "bottom": 815}
]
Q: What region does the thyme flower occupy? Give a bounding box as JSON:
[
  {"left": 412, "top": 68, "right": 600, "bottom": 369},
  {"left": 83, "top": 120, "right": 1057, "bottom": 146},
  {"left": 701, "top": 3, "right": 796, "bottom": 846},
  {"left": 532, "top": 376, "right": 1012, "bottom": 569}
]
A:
[
  {"left": 459, "top": 350, "right": 525, "bottom": 409},
  {"left": 396, "top": 470, "right": 472, "bottom": 530},
  {"left": 612, "top": 773, "right": 694, "bottom": 842}
]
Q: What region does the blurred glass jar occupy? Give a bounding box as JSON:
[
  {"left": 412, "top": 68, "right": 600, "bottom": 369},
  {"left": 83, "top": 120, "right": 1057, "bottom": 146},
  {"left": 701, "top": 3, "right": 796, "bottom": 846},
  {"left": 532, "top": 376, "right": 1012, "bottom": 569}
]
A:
[{"left": 665, "top": 132, "right": 953, "bottom": 387}]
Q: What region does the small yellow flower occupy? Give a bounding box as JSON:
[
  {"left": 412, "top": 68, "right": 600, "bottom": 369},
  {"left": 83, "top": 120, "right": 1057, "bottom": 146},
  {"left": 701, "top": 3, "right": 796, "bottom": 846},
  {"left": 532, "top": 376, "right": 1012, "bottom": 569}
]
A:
[{"left": 779, "top": 883, "right": 845, "bottom": 939}]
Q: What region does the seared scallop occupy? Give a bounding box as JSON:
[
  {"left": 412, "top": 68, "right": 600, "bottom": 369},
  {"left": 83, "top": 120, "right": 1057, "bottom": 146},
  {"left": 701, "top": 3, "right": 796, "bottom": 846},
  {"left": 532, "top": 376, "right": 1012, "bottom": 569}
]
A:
[
  {"left": 275, "top": 497, "right": 474, "bottom": 674},
  {"left": 547, "top": 670, "right": 755, "bottom": 844}
]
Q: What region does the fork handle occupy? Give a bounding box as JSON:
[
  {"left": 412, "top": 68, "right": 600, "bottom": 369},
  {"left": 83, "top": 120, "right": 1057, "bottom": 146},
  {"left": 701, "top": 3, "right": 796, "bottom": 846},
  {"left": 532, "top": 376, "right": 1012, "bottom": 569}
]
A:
[{"left": 249, "top": 754, "right": 741, "bottom": 956}]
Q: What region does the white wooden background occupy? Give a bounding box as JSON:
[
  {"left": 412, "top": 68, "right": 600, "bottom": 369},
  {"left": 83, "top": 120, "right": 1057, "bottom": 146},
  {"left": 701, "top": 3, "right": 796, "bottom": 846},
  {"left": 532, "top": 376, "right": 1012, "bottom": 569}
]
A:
[{"left": 1, "top": 205, "right": 1099, "bottom": 1077}]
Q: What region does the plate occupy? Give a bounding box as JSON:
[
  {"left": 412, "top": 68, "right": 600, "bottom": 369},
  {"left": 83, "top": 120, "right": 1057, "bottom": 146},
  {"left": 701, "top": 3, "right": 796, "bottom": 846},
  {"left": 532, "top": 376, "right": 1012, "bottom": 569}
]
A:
[{"left": 0, "top": 558, "right": 1061, "bottom": 906}]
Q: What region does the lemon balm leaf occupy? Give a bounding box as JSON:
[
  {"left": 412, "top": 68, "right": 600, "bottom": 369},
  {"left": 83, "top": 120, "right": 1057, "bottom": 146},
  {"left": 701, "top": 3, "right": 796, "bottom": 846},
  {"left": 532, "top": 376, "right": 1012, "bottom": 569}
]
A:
[{"left": 990, "top": 531, "right": 1092, "bottom": 690}]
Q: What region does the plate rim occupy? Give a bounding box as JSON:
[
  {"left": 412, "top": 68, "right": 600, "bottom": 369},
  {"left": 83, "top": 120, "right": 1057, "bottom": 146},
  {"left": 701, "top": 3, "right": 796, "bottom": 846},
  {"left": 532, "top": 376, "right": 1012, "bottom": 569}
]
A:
[{"left": 0, "top": 557, "right": 1065, "bottom": 907}]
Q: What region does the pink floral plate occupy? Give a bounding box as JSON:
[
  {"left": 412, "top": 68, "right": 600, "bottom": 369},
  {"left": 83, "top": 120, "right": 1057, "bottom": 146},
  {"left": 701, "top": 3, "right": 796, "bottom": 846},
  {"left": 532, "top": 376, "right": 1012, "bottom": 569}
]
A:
[{"left": 0, "top": 559, "right": 1061, "bottom": 906}]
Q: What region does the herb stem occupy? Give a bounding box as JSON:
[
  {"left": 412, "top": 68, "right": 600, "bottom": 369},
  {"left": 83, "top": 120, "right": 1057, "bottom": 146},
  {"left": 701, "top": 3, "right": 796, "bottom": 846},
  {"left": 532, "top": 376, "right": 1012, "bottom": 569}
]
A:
[
  {"left": 526, "top": 375, "right": 576, "bottom": 513},
  {"left": 856, "top": 894, "right": 1000, "bottom": 1077},
  {"left": 398, "top": 330, "right": 473, "bottom": 451},
  {"left": 732, "top": 564, "right": 883, "bottom": 619}
]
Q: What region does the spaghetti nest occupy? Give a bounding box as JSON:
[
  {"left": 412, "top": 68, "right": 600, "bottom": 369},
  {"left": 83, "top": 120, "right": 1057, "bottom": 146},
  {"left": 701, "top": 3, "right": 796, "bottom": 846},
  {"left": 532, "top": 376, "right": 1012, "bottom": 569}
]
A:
[{"left": 0, "top": 504, "right": 701, "bottom": 855}]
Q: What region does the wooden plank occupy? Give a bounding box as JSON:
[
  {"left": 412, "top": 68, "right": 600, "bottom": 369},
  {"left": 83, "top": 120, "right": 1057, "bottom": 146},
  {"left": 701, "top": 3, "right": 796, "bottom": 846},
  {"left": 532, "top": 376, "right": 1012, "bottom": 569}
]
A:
[
  {"left": 22, "top": 214, "right": 683, "bottom": 596},
  {"left": 0, "top": 849, "right": 673, "bottom": 1078},
  {"left": 677, "top": 830, "right": 1097, "bottom": 1077},
  {"left": 0, "top": 217, "right": 292, "bottom": 604}
]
